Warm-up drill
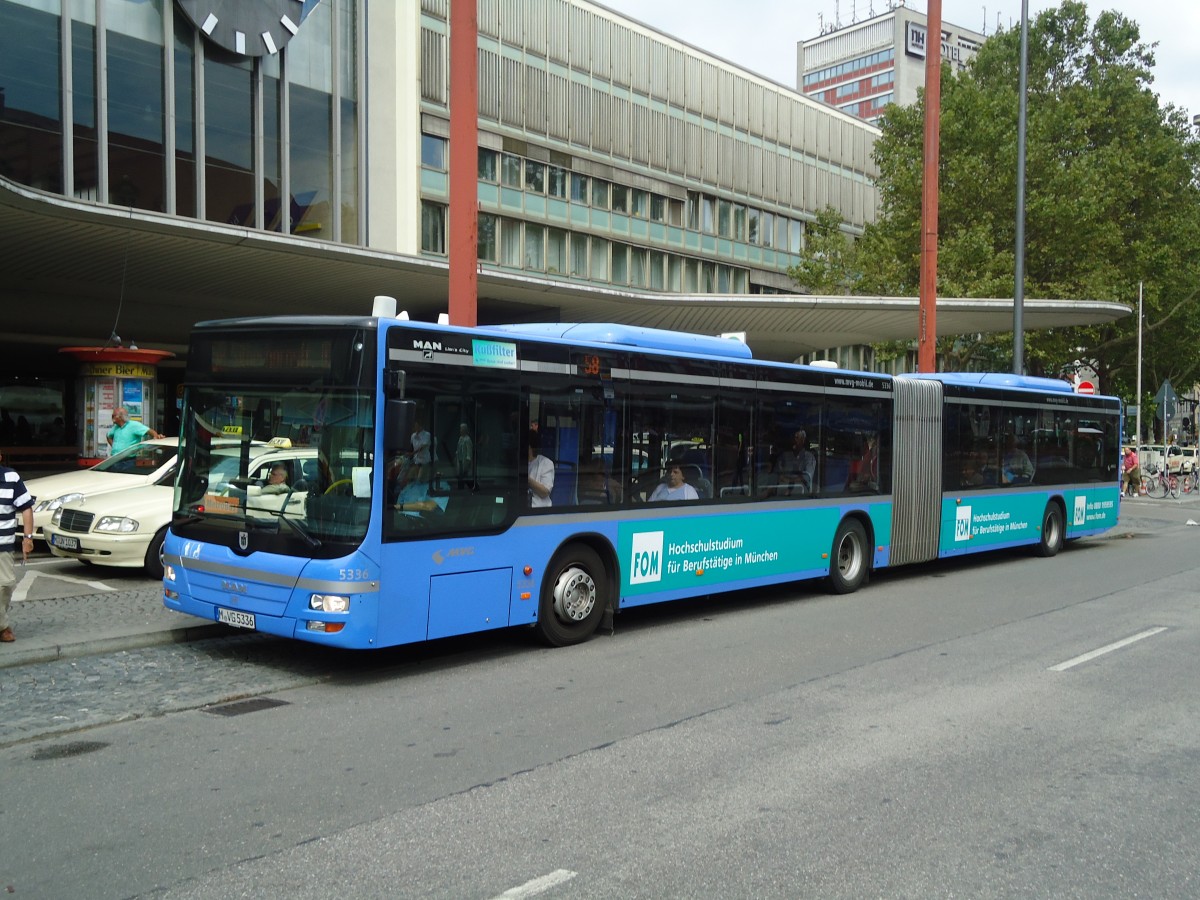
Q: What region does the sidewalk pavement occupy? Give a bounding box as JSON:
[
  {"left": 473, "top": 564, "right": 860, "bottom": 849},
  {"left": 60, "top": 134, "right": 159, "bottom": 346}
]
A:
[
  {"left": 2, "top": 491, "right": 1194, "bottom": 670},
  {"left": 1, "top": 583, "right": 225, "bottom": 670}
]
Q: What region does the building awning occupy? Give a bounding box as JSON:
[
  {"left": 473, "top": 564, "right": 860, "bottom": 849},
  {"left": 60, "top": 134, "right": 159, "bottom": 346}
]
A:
[{"left": 1, "top": 177, "right": 1131, "bottom": 363}]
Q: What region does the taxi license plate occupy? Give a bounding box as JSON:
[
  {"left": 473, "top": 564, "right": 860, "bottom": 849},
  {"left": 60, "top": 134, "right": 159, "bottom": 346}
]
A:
[
  {"left": 51, "top": 534, "right": 80, "bottom": 550},
  {"left": 218, "top": 608, "right": 256, "bottom": 630}
]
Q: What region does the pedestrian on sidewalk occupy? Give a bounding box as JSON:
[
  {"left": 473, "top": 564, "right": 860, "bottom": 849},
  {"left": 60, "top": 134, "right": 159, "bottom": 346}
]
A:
[
  {"left": 0, "top": 450, "right": 35, "bottom": 643},
  {"left": 106, "top": 406, "right": 163, "bottom": 455}
]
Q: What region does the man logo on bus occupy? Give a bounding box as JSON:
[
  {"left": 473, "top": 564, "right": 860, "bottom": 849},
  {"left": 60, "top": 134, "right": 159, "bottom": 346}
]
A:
[
  {"left": 630, "top": 531, "right": 664, "bottom": 584},
  {"left": 954, "top": 506, "right": 972, "bottom": 542}
]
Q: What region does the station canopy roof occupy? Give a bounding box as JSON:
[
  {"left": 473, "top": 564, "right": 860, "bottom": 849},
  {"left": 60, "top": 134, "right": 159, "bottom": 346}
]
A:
[{"left": 1, "top": 178, "right": 1131, "bottom": 364}]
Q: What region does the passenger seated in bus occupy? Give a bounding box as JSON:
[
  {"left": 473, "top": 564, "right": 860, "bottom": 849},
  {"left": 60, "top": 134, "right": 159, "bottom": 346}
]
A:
[
  {"left": 527, "top": 430, "right": 554, "bottom": 507},
  {"left": 1001, "top": 434, "right": 1034, "bottom": 484},
  {"left": 776, "top": 429, "right": 816, "bottom": 493},
  {"left": 847, "top": 434, "right": 879, "bottom": 492},
  {"left": 959, "top": 453, "right": 986, "bottom": 487},
  {"left": 648, "top": 464, "right": 699, "bottom": 502},
  {"left": 578, "top": 463, "right": 617, "bottom": 505}
]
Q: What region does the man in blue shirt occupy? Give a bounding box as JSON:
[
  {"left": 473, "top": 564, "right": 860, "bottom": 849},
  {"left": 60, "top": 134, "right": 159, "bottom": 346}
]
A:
[
  {"left": 107, "top": 406, "right": 163, "bottom": 455},
  {"left": 0, "top": 451, "right": 35, "bottom": 643}
]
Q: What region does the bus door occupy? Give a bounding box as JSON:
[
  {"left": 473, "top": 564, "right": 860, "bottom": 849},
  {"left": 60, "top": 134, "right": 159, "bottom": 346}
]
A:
[{"left": 378, "top": 369, "right": 521, "bottom": 643}]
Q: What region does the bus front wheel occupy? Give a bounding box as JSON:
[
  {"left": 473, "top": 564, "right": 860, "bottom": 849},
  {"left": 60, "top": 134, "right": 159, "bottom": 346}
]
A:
[
  {"left": 536, "top": 544, "right": 607, "bottom": 647},
  {"left": 1036, "top": 502, "right": 1064, "bottom": 558},
  {"left": 828, "top": 518, "right": 869, "bottom": 594}
]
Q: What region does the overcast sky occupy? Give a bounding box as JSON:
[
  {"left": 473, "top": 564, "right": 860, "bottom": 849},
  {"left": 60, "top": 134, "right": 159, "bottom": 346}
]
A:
[{"left": 598, "top": 1, "right": 1200, "bottom": 120}]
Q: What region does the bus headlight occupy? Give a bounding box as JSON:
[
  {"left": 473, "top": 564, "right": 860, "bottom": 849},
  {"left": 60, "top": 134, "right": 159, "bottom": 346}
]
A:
[
  {"left": 309, "top": 594, "right": 350, "bottom": 613},
  {"left": 96, "top": 516, "right": 140, "bottom": 533}
]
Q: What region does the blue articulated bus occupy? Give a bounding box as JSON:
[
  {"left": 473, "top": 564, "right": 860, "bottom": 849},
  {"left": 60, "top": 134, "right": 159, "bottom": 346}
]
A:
[{"left": 163, "top": 297, "right": 1122, "bottom": 648}]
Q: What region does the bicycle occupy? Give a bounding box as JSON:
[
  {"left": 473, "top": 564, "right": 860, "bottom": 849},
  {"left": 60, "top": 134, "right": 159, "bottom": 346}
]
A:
[{"left": 1143, "top": 465, "right": 1194, "bottom": 499}]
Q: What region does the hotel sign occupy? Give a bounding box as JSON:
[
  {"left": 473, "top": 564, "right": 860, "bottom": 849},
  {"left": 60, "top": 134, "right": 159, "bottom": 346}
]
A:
[{"left": 905, "top": 22, "right": 962, "bottom": 63}]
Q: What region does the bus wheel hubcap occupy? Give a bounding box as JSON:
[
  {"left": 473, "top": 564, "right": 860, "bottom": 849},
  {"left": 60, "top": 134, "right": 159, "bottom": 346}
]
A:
[
  {"left": 553, "top": 567, "right": 596, "bottom": 622},
  {"left": 838, "top": 538, "right": 860, "bottom": 579}
]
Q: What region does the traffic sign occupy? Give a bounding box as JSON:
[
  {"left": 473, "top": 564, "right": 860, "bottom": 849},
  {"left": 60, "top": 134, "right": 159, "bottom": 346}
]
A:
[{"left": 1076, "top": 380, "right": 1095, "bottom": 395}]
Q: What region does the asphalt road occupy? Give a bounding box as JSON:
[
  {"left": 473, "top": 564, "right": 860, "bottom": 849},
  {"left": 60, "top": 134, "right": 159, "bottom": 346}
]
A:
[{"left": 2, "top": 500, "right": 1198, "bottom": 898}]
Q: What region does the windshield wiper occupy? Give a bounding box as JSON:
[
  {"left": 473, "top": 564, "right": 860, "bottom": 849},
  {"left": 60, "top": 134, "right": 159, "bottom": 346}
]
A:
[{"left": 248, "top": 505, "right": 322, "bottom": 549}]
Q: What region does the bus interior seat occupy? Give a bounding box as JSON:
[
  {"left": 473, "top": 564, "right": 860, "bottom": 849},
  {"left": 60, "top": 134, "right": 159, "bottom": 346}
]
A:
[
  {"left": 550, "top": 460, "right": 577, "bottom": 506},
  {"left": 822, "top": 458, "right": 850, "bottom": 494},
  {"left": 720, "top": 485, "right": 749, "bottom": 498},
  {"left": 682, "top": 464, "right": 713, "bottom": 499},
  {"left": 679, "top": 447, "right": 710, "bottom": 479}
]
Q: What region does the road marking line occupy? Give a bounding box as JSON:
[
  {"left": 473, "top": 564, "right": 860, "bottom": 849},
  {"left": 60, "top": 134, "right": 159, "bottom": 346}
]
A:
[
  {"left": 13, "top": 570, "right": 115, "bottom": 602},
  {"left": 1049, "top": 627, "right": 1168, "bottom": 672},
  {"left": 493, "top": 869, "right": 577, "bottom": 899}
]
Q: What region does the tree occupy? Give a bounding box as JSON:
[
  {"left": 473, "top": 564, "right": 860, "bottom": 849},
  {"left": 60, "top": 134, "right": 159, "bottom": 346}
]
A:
[
  {"left": 854, "top": 1, "right": 1200, "bottom": 396},
  {"left": 788, "top": 206, "right": 858, "bottom": 294}
]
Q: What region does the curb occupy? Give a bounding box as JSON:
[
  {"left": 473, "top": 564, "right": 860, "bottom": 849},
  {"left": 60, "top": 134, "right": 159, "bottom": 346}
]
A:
[{"left": 0, "top": 623, "right": 228, "bottom": 670}]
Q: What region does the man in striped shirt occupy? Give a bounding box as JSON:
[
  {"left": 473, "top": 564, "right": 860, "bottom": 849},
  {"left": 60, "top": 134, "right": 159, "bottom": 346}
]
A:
[{"left": 0, "top": 452, "right": 35, "bottom": 643}]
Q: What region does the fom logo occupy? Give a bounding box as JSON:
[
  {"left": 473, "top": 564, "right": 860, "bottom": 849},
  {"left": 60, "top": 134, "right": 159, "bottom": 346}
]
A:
[
  {"left": 1073, "top": 495, "right": 1087, "bottom": 527},
  {"left": 629, "top": 531, "right": 664, "bottom": 585},
  {"left": 954, "top": 506, "right": 972, "bottom": 542}
]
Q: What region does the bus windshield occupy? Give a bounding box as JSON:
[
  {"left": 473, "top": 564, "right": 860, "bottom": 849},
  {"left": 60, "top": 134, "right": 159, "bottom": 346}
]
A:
[{"left": 173, "top": 385, "right": 376, "bottom": 552}]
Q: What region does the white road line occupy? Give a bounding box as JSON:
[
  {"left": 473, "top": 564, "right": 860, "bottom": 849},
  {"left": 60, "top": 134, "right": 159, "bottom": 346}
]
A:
[
  {"left": 1049, "top": 627, "right": 1168, "bottom": 672},
  {"left": 13, "top": 569, "right": 115, "bottom": 602},
  {"left": 493, "top": 869, "right": 577, "bottom": 899}
]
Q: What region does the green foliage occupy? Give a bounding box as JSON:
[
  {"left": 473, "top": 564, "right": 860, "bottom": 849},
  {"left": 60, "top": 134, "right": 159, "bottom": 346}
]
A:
[
  {"left": 853, "top": 0, "right": 1200, "bottom": 400},
  {"left": 787, "top": 206, "right": 858, "bottom": 294}
]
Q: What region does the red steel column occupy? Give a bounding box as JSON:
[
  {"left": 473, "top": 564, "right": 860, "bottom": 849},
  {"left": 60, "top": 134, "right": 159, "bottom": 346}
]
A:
[
  {"left": 918, "top": 0, "right": 942, "bottom": 372},
  {"left": 448, "top": 0, "right": 479, "bottom": 326}
]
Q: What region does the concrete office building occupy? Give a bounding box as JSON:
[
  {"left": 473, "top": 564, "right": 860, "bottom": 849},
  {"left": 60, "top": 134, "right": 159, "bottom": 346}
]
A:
[
  {"left": 0, "top": 0, "right": 1122, "bottom": 467},
  {"left": 799, "top": 4, "right": 986, "bottom": 124}
]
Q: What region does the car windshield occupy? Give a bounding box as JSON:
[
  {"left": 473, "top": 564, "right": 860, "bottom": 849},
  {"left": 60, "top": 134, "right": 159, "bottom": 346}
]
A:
[
  {"left": 173, "top": 387, "right": 375, "bottom": 551},
  {"left": 93, "top": 442, "right": 175, "bottom": 475}
]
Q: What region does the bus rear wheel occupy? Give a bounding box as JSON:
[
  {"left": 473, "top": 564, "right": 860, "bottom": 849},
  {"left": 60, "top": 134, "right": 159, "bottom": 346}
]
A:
[
  {"left": 828, "top": 518, "right": 869, "bottom": 594},
  {"left": 536, "top": 543, "right": 607, "bottom": 647},
  {"left": 1035, "top": 502, "right": 1064, "bottom": 558}
]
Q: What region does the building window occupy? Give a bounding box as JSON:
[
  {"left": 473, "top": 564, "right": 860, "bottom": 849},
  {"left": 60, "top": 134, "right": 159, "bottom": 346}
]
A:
[
  {"left": 650, "top": 194, "right": 666, "bottom": 222},
  {"left": 525, "top": 159, "right": 545, "bottom": 193},
  {"left": 525, "top": 222, "right": 545, "bottom": 270},
  {"left": 701, "top": 195, "right": 716, "bottom": 234},
  {"left": 421, "top": 201, "right": 447, "bottom": 254},
  {"left": 570, "top": 173, "right": 589, "bottom": 203},
  {"left": 547, "top": 165, "right": 568, "bottom": 198},
  {"left": 478, "top": 148, "right": 499, "bottom": 182},
  {"left": 747, "top": 207, "right": 760, "bottom": 244},
  {"left": 590, "top": 236, "right": 610, "bottom": 280},
  {"left": 501, "top": 152, "right": 522, "bottom": 187},
  {"left": 591, "top": 178, "right": 610, "bottom": 209},
  {"left": 546, "top": 227, "right": 568, "bottom": 274},
  {"left": 611, "top": 183, "right": 628, "bottom": 213},
  {"left": 421, "top": 134, "right": 447, "bottom": 170},
  {"left": 500, "top": 217, "right": 522, "bottom": 267},
  {"left": 571, "top": 233, "right": 589, "bottom": 277},
  {"left": 761, "top": 211, "right": 774, "bottom": 248},
  {"left": 611, "top": 242, "right": 629, "bottom": 284},
  {"left": 478, "top": 212, "right": 497, "bottom": 261}
]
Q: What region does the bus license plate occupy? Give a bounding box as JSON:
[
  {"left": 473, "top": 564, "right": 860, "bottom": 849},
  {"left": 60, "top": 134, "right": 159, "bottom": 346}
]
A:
[
  {"left": 51, "top": 534, "right": 79, "bottom": 550},
  {"left": 218, "top": 608, "right": 256, "bottom": 630}
]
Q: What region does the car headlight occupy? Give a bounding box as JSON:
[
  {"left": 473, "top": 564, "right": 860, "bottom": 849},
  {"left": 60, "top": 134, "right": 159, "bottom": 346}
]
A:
[
  {"left": 36, "top": 492, "right": 84, "bottom": 513},
  {"left": 309, "top": 594, "right": 350, "bottom": 613},
  {"left": 96, "top": 516, "right": 140, "bottom": 533}
]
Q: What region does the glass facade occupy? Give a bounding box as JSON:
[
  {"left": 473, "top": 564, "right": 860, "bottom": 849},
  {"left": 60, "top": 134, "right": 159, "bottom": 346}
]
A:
[{"left": 0, "top": 0, "right": 361, "bottom": 242}]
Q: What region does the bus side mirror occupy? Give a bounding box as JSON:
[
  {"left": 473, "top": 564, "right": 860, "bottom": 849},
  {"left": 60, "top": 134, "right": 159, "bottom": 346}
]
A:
[{"left": 384, "top": 399, "right": 415, "bottom": 457}]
